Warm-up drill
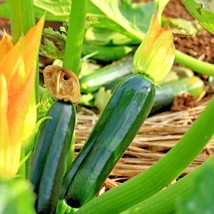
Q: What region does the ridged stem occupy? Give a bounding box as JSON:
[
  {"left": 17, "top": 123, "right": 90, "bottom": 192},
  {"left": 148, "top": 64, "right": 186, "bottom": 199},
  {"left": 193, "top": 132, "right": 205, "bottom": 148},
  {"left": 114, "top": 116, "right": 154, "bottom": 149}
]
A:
[
  {"left": 63, "top": 0, "right": 87, "bottom": 76},
  {"left": 121, "top": 156, "right": 214, "bottom": 214},
  {"left": 76, "top": 97, "right": 214, "bottom": 214},
  {"left": 175, "top": 50, "right": 214, "bottom": 76}
]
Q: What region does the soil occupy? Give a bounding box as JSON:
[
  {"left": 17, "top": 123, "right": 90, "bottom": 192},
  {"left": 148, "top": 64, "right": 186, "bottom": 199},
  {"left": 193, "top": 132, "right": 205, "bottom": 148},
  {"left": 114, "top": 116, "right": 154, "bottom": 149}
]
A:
[{"left": 163, "top": 0, "right": 214, "bottom": 64}]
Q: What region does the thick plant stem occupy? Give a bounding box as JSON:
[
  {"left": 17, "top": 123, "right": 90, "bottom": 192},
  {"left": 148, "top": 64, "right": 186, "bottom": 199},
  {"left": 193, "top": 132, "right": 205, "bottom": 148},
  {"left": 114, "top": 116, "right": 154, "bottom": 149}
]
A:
[
  {"left": 121, "top": 156, "right": 214, "bottom": 214},
  {"left": 63, "top": 0, "right": 87, "bottom": 76},
  {"left": 8, "top": 0, "right": 35, "bottom": 43},
  {"left": 76, "top": 97, "right": 214, "bottom": 214},
  {"left": 175, "top": 50, "right": 214, "bottom": 76}
]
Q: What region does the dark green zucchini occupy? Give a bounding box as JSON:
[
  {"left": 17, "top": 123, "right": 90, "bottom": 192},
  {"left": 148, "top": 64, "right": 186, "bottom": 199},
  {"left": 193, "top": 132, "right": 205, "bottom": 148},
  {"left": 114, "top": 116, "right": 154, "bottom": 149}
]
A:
[
  {"left": 61, "top": 73, "right": 155, "bottom": 207},
  {"left": 80, "top": 57, "right": 132, "bottom": 93},
  {"left": 30, "top": 101, "right": 76, "bottom": 214}
]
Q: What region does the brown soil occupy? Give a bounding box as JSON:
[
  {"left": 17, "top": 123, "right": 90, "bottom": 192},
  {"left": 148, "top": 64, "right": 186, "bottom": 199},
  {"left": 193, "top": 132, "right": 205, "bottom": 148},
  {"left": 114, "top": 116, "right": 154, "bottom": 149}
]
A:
[{"left": 163, "top": 0, "right": 214, "bottom": 64}]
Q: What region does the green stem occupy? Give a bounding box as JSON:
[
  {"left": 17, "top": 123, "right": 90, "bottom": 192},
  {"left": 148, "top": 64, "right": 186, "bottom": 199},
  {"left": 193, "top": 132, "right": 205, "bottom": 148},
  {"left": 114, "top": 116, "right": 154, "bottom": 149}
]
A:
[
  {"left": 8, "top": 0, "right": 35, "bottom": 43},
  {"left": 121, "top": 156, "right": 214, "bottom": 214},
  {"left": 63, "top": 0, "right": 87, "bottom": 76},
  {"left": 76, "top": 97, "right": 214, "bottom": 214},
  {"left": 175, "top": 50, "right": 214, "bottom": 76}
]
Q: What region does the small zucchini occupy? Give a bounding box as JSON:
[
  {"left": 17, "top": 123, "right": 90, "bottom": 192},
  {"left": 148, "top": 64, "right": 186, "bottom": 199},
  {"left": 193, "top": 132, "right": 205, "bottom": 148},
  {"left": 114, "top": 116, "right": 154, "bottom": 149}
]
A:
[
  {"left": 151, "top": 76, "right": 204, "bottom": 113},
  {"left": 80, "top": 57, "right": 132, "bottom": 93},
  {"left": 30, "top": 101, "right": 76, "bottom": 214},
  {"left": 61, "top": 73, "right": 155, "bottom": 207}
]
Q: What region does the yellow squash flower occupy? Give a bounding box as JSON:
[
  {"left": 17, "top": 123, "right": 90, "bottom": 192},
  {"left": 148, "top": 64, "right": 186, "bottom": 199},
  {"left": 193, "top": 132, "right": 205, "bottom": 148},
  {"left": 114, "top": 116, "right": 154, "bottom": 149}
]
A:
[
  {"left": 0, "top": 17, "right": 44, "bottom": 178},
  {"left": 133, "top": 14, "right": 175, "bottom": 83}
]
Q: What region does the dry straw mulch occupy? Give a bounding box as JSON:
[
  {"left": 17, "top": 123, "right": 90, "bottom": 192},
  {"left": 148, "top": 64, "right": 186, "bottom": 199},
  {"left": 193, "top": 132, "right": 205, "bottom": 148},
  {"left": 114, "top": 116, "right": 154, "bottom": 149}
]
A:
[{"left": 75, "top": 96, "right": 214, "bottom": 189}]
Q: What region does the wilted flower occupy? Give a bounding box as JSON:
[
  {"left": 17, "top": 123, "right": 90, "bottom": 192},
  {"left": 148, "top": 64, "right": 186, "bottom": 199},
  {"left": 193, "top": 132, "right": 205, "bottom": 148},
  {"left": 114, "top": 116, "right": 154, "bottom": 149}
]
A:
[
  {"left": 0, "top": 18, "right": 44, "bottom": 178},
  {"left": 133, "top": 14, "right": 175, "bottom": 83}
]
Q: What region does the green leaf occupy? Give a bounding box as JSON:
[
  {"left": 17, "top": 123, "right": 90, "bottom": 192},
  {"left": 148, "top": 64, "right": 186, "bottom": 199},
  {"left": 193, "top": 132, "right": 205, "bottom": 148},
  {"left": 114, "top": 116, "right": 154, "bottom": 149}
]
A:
[
  {"left": 120, "top": 1, "right": 156, "bottom": 32},
  {"left": 163, "top": 17, "right": 199, "bottom": 36},
  {"left": 0, "top": 178, "right": 36, "bottom": 214},
  {"left": 87, "top": 0, "right": 144, "bottom": 42},
  {"left": 0, "top": 1, "right": 69, "bottom": 21},
  {"left": 176, "top": 163, "right": 214, "bottom": 214},
  {"left": 85, "top": 27, "right": 134, "bottom": 45},
  {"left": 33, "top": 0, "right": 71, "bottom": 20},
  {"left": 182, "top": 0, "right": 214, "bottom": 34}
]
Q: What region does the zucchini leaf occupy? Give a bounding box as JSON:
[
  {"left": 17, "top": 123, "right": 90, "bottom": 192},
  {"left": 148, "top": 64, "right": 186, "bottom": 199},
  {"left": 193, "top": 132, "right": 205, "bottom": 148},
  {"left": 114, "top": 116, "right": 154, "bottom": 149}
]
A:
[
  {"left": 176, "top": 163, "right": 214, "bottom": 214},
  {"left": 119, "top": 1, "right": 156, "bottom": 32},
  {"left": 162, "top": 17, "right": 200, "bottom": 36},
  {"left": 84, "top": 27, "right": 134, "bottom": 45},
  {"left": 87, "top": 0, "right": 144, "bottom": 42},
  {"left": 33, "top": 0, "right": 71, "bottom": 20},
  {"left": 182, "top": 0, "right": 214, "bottom": 34},
  {"left": 0, "top": 0, "right": 69, "bottom": 21}
]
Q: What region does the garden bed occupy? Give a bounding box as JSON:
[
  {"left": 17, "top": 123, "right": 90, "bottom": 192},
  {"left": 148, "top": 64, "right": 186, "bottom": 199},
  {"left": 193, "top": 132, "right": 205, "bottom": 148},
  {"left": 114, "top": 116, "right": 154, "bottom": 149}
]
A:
[
  {"left": 72, "top": 0, "right": 214, "bottom": 191},
  {"left": 75, "top": 94, "right": 214, "bottom": 191}
]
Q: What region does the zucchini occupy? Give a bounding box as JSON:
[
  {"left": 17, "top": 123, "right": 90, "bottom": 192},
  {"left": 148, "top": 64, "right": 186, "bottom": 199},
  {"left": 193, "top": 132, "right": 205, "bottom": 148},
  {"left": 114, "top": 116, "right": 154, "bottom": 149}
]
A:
[
  {"left": 30, "top": 101, "right": 76, "bottom": 214},
  {"left": 61, "top": 73, "right": 155, "bottom": 207},
  {"left": 151, "top": 76, "right": 204, "bottom": 113},
  {"left": 80, "top": 57, "right": 132, "bottom": 93}
]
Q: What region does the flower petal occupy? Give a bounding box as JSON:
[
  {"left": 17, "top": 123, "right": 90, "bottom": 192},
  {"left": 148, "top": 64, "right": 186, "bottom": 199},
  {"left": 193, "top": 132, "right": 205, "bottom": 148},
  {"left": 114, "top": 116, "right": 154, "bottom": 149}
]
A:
[
  {"left": 0, "top": 73, "right": 12, "bottom": 177},
  {"left": 0, "top": 74, "right": 9, "bottom": 145},
  {"left": 133, "top": 14, "right": 175, "bottom": 82},
  {"left": 23, "top": 17, "right": 45, "bottom": 77},
  {"left": 8, "top": 70, "right": 35, "bottom": 145},
  {"left": 0, "top": 34, "right": 14, "bottom": 59},
  {"left": 0, "top": 38, "right": 25, "bottom": 93}
]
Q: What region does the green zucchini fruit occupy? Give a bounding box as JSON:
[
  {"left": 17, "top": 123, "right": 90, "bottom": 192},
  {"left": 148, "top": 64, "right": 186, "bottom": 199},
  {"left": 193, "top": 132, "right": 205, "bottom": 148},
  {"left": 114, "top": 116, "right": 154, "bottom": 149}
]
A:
[
  {"left": 80, "top": 57, "right": 132, "bottom": 93},
  {"left": 61, "top": 73, "right": 155, "bottom": 207},
  {"left": 30, "top": 101, "right": 76, "bottom": 214},
  {"left": 151, "top": 76, "right": 204, "bottom": 113}
]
